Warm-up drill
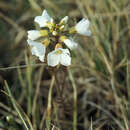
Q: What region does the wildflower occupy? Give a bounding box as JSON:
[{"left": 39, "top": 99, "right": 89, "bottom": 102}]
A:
[
  {"left": 27, "top": 29, "right": 49, "bottom": 62},
  {"left": 27, "top": 30, "right": 41, "bottom": 40},
  {"left": 34, "top": 10, "right": 52, "bottom": 27},
  {"left": 47, "top": 48, "right": 71, "bottom": 67},
  {"left": 27, "top": 9, "right": 91, "bottom": 67},
  {"left": 60, "top": 36, "right": 78, "bottom": 50},
  {"left": 75, "top": 18, "right": 91, "bottom": 36},
  {"left": 27, "top": 39, "right": 46, "bottom": 62},
  {"left": 27, "top": 30, "right": 48, "bottom": 40}
]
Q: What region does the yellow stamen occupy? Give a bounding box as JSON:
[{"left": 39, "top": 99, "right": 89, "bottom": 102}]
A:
[
  {"left": 55, "top": 43, "right": 62, "bottom": 49},
  {"left": 46, "top": 22, "right": 55, "bottom": 30},
  {"left": 56, "top": 50, "right": 62, "bottom": 55},
  {"left": 60, "top": 35, "right": 67, "bottom": 42},
  {"left": 42, "top": 39, "right": 50, "bottom": 47},
  {"left": 69, "top": 27, "right": 77, "bottom": 34},
  {"left": 40, "top": 30, "right": 48, "bottom": 37}
]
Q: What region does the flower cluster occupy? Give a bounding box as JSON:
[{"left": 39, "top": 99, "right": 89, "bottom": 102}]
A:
[{"left": 27, "top": 10, "right": 91, "bottom": 67}]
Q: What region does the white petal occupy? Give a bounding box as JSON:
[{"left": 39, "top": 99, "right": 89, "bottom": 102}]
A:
[
  {"left": 64, "top": 38, "right": 78, "bottom": 50},
  {"left": 34, "top": 16, "right": 48, "bottom": 27},
  {"left": 60, "top": 49, "right": 71, "bottom": 66},
  {"left": 31, "top": 47, "right": 45, "bottom": 62},
  {"left": 42, "top": 10, "right": 51, "bottom": 20},
  {"left": 34, "top": 10, "right": 52, "bottom": 27},
  {"left": 47, "top": 50, "right": 60, "bottom": 67},
  {"left": 27, "top": 39, "right": 46, "bottom": 62},
  {"left": 27, "top": 30, "right": 41, "bottom": 40},
  {"left": 60, "top": 48, "right": 70, "bottom": 55},
  {"left": 60, "top": 16, "right": 69, "bottom": 24},
  {"left": 75, "top": 18, "right": 91, "bottom": 36},
  {"left": 86, "top": 29, "right": 91, "bottom": 36}
]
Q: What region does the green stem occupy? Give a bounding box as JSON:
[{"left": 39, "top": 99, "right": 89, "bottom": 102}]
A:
[
  {"left": 46, "top": 74, "right": 55, "bottom": 130},
  {"left": 4, "top": 81, "right": 29, "bottom": 130}
]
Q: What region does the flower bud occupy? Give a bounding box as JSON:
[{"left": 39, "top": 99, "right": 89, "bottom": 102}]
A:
[
  {"left": 59, "top": 25, "right": 65, "bottom": 31},
  {"left": 60, "top": 16, "right": 69, "bottom": 24},
  {"left": 55, "top": 43, "right": 62, "bottom": 49},
  {"left": 52, "top": 31, "right": 58, "bottom": 36}
]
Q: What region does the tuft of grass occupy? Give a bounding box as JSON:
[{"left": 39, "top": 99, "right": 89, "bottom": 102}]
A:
[
  {"left": 3, "top": 81, "right": 31, "bottom": 130},
  {"left": 0, "top": 0, "right": 130, "bottom": 129}
]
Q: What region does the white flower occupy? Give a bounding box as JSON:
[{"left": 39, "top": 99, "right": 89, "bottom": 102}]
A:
[
  {"left": 34, "top": 10, "right": 52, "bottom": 27},
  {"left": 47, "top": 48, "right": 71, "bottom": 67},
  {"left": 27, "top": 30, "right": 41, "bottom": 40},
  {"left": 27, "top": 30, "right": 48, "bottom": 40},
  {"left": 75, "top": 18, "right": 91, "bottom": 36},
  {"left": 63, "top": 38, "right": 78, "bottom": 50},
  {"left": 27, "top": 39, "right": 46, "bottom": 62},
  {"left": 60, "top": 16, "right": 69, "bottom": 24}
]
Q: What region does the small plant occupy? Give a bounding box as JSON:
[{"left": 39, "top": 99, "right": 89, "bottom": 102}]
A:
[
  {"left": 27, "top": 10, "right": 91, "bottom": 67},
  {"left": 27, "top": 9, "right": 91, "bottom": 130}
]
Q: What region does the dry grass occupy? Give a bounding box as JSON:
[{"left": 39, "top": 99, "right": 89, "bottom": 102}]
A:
[{"left": 0, "top": 0, "right": 130, "bottom": 130}]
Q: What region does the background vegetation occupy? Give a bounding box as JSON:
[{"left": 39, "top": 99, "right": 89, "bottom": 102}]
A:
[{"left": 0, "top": 0, "right": 130, "bottom": 129}]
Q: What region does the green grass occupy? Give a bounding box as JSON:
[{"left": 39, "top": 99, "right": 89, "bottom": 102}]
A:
[{"left": 0, "top": 0, "right": 130, "bottom": 129}]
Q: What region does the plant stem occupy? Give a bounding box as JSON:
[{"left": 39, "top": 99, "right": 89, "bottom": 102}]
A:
[
  {"left": 68, "top": 69, "right": 77, "bottom": 130},
  {"left": 46, "top": 74, "right": 55, "bottom": 130}
]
